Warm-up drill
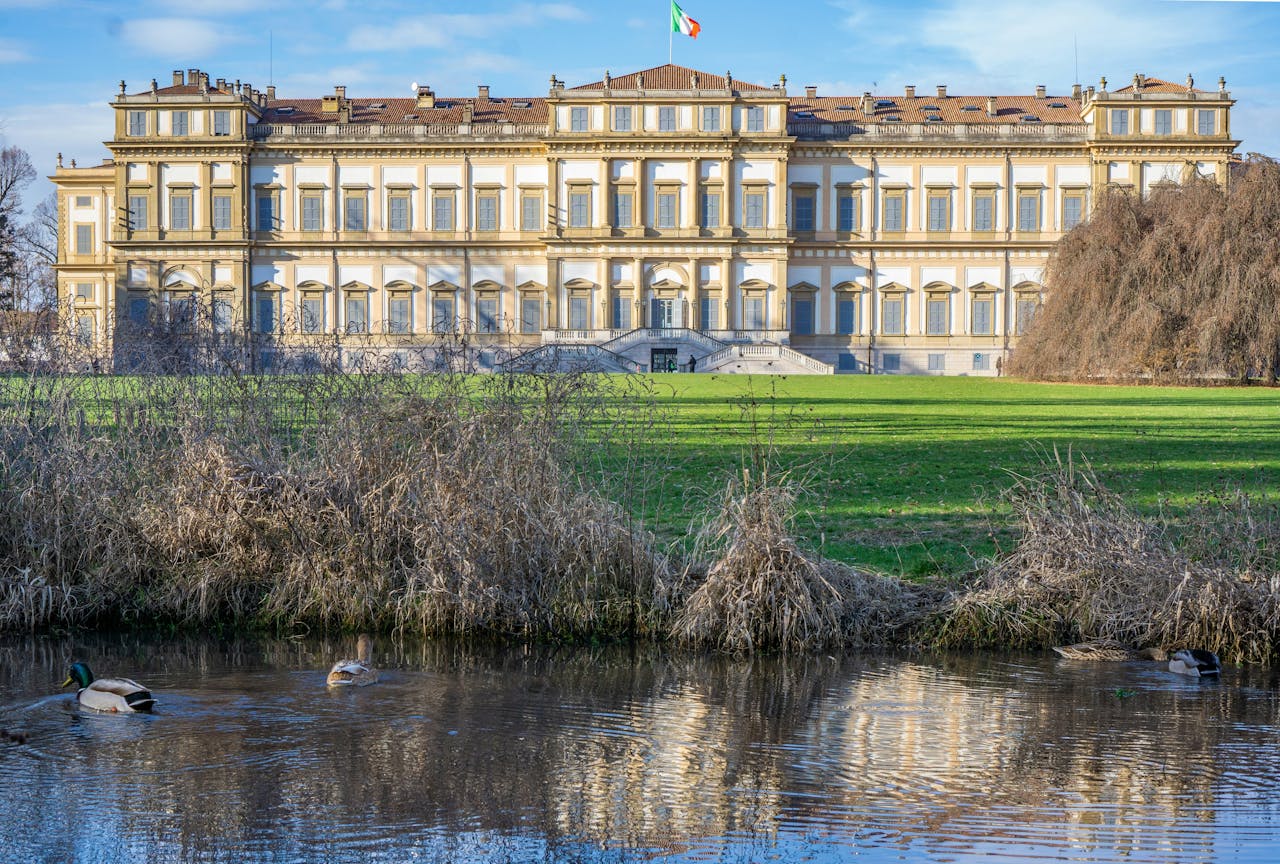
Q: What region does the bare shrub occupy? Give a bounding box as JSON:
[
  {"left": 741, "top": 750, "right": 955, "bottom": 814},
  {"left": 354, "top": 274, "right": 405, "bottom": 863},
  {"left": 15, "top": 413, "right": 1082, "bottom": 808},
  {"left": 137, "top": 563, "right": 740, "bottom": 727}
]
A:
[
  {"left": 927, "top": 449, "right": 1280, "bottom": 662},
  {"left": 1012, "top": 156, "right": 1280, "bottom": 384}
]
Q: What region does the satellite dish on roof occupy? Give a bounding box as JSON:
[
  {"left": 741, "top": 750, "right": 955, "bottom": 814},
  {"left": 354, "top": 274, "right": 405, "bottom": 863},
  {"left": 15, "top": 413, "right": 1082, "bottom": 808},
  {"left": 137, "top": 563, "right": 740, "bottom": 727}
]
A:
[{"left": 410, "top": 81, "right": 419, "bottom": 92}]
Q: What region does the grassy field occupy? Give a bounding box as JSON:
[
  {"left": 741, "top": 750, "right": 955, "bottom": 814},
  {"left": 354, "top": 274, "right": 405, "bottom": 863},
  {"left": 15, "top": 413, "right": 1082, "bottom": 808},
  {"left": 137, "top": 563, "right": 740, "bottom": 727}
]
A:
[{"left": 608, "top": 375, "right": 1280, "bottom": 578}]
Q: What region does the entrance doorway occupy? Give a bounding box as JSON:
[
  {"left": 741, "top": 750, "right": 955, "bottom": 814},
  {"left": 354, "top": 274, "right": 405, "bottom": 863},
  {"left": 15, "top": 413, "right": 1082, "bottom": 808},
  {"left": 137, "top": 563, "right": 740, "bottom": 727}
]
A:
[
  {"left": 650, "top": 348, "right": 678, "bottom": 373},
  {"left": 651, "top": 298, "right": 674, "bottom": 330}
]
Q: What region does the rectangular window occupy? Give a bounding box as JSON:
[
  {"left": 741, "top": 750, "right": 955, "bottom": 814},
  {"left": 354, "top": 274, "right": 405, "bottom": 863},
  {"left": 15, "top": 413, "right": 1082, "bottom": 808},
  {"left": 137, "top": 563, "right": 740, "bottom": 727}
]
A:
[
  {"left": 1016, "top": 296, "right": 1040, "bottom": 335},
  {"left": 1017, "top": 192, "right": 1039, "bottom": 232},
  {"left": 433, "top": 194, "right": 455, "bottom": 231},
  {"left": 476, "top": 297, "right": 498, "bottom": 333},
  {"left": 301, "top": 194, "right": 323, "bottom": 232},
  {"left": 521, "top": 193, "right": 542, "bottom": 231},
  {"left": 476, "top": 193, "right": 498, "bottom": 232},
  {"left": 926, "top": 296, "right": 948, "bottom": 335},
  {"left": 792, "top": 298, "right": 814, "bottom": 335},
  {"left": 928, "top": 353, "right": 945, "bottom": 372},
  {"left": 882, "top": 353, "right": 901, "bottom": 372},
  {"left": 213, "top": 194, "right": 232, "bottom": 230},
  {"left": 838, "top": 353, "right": 859, "bottom": 372},
  {"left": 77, "top": 314, "right": 95, "bottom": 345},
  {"left": 927, "top": 192, "right": 950, "bottom": 232},
  {"left": 611, "top": 296, "right": 631, "bottom": 330},
  {"left": 301, "top": 296, "right": 325, "bottom": 333},
  {"left": 213, "top": 111, "right": 230, "bottom": 136},
  {"left": 743, "top": 296, "right": 765, "bottom": 330},
  {"left": 745, "top": 106, "right": 764, "bottom": 132},
  {"left": 75, "top": 224, "right": 92, "bottom": 254},
  {"left": 883, "top": 193, "right": 905, "bottom": 232},
  {"left": 973, "top": 352, "right": 991, "bottom": 371},
  {"left": 1062, "top": 193, "right": 1084, "bottom": 230},
  {"left": 613, "top": 190, "right": 633, "bottom": 228},
  {"left": 128, "top": 194, "right": 148, "bottom": 231},
  {"left": 568, "top": 296, "right": 589, "bottom": 330},
  {"left": 1197, "top": 110, "right": 1215, "bottom": 136},
  {"left": 656, "top": 191, "right": 678, "bottom": 229},
  {"left": 972, "top": 192, "right": 995, "bottom": 232},
  {"left": 702, "top": 106, "right": 721, "bottom": 132},
  {"left": 257, "top": 193, "right": 276, "bottom": 231},
  {"left": 793, "top": 193, "right": 815, "bottom": 232},
  {"left": 837, "top": 298, "right": 857, "bottom": 335},
  {"left": 344, "top": 193, "right": 367, "bottom": 231},
  {"left": 75, "top": 195, "right": 91, "bottom": 207},
  {"left": 388, "top": 195, "right": 410, "bottom": 232},
  {"left": 520, "top": 297, "right": 540, "bottom": 333},
  {"left": 744, "top": 191, "right": 766, "bottom": 229},
  {"left": 213, "top": 297, "right": 232, "bottom": 334},
  {"left": 75, "top": 283, "right": 94, "bottom": 301},
  {"left": 170, "top": 192, "right": 191, "bottom": 230},
  {"left": 388, "top": 296, "right": 411, "bottom": 334},
  {"left": 432, "top": 297, "right": 455, "bottom": 333},
  {"left": 345, "top": 295, "right": 368, "bottom": 334},
  {"left": 837, "top": 192, "right": 859, "bottom": 232},
  {"left": 171, "top": 111, "right": 189, "bottom": 136},
  {"left": 658, "top": 106, "right": 676, "bottom": 131},
  {"left": 256, "top": 293, "right": 276, "bottom": 334},
  {"left": 1154, "top": 109, "right": 1172, "bottom": 135},
  {"left": 128, "top": 110, "right": 147, "bottom": 136},
  {"left": 1110, "top": 109, "right": 1129, "bottom": 135},
  {"left": 972, "top": 296, "right": 994, "bottom": 335},
  {"left": 128, "top": 297, "right": 150, "bottom": 326},
  {"left": 882, "top": 296, "right": 904, "bottom": 335},
  {"left": 698, "top": 296, "right": 718, "bottom": 330},
  {"left": 570, "top": 106, "right": 588, "bottom": 132},
  {"left": 700, "top": 191, "right": 720, "bottom": 229},
  {"left": 569, "top": 190, "right": 591, "bottom": 228},
  {"left": 614, "top": 106, "right": 632, "bottom": 131}
]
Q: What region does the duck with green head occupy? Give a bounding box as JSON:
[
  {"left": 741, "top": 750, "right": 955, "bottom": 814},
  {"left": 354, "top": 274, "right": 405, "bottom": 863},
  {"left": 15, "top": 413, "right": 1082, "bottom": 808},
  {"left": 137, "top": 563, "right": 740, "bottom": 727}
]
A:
[{"left": 63, "top": 662, "right": 156, "bottom": 713}]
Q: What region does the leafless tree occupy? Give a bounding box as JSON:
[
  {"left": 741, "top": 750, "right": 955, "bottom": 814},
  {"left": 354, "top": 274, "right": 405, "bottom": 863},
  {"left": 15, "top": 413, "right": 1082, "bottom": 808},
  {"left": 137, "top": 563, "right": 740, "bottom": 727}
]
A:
[{"left": 1011, "top": 155, "right": 1280, "bottom": 384}]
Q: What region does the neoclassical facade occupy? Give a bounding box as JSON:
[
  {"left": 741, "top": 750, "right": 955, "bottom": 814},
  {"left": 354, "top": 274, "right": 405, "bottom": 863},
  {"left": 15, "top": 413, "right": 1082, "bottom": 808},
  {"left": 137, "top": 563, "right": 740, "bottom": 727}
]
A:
[{"left": 53, "top": 64, "right": 1237, "bottom": 374}]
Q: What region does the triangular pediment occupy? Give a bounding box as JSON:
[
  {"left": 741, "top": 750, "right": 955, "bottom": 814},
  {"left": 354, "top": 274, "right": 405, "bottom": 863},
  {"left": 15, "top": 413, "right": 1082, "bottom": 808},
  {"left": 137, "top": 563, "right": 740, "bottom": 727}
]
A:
[
  {"left": 472, "top": 279, "right": 503, "bottom": 292},
  {"left": 428, "top": 279, "right": 459, "bottom": 292},
  {"left": 571, "top": 64, "right": 770, "bottom": 92},
  {"left": 252, "top": 280, "right": 283, "bottom": 293},
  {"left": 517, "top": 280, "right": 546, "bottom": 292},
  {"left": 968, "top": 281, "right": 999, "bottom": 293},
  {"left": 832, "top": 280, "right": 867, "bottom": 293},
  {"left": 787, "top": 280, "right": 819, "bottom": 293}
]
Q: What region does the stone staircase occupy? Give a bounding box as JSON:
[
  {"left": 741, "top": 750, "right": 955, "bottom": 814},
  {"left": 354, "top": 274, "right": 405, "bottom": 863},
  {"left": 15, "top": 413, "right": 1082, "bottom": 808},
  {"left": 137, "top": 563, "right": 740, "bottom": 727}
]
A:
[{"left": 497, "top": 343, "right": 642, "bottom": 373}]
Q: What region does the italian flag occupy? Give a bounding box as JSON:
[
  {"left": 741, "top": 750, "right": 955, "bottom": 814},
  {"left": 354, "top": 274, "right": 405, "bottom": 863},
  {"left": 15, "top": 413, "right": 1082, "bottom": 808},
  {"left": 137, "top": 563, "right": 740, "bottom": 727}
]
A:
[{"left": 671, "top": 1, "right": 701, "bottom": 38}]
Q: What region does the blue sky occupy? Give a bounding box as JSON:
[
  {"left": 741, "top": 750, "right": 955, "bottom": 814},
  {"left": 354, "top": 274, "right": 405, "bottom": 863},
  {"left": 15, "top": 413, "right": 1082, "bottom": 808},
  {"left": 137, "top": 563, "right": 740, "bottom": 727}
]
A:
[{"left": 1, "top": 0, "right": 1278, "bottom": 209}]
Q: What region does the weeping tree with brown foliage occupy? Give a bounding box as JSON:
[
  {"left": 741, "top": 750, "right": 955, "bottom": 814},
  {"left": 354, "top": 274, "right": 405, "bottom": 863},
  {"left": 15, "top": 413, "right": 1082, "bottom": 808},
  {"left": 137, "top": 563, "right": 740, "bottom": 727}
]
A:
[{"left": 1011, "top": 155, "right": 1280, "bottom": 384}]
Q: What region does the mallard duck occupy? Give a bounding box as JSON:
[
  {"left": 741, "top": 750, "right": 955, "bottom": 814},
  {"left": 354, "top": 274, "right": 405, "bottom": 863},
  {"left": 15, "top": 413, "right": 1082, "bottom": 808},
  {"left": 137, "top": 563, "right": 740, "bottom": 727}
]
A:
[
  {"left": 1168, "top": 649, "right": 1221, "bottom": 677},
  {"left": 62, "top": 662, "right": 156, "bottom": 713},
  {"left": 1053, "top": 640, "right": 1167, "bottom": 661},
  {"left": 326, "top": 633, "right": 379, "bottom": 686}
]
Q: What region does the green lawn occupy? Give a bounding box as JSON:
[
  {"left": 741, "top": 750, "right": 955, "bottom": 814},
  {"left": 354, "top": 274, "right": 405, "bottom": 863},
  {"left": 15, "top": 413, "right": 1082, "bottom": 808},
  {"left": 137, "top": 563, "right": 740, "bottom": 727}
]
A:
[{"left": 599, "top": 375, "right": 1280, "bottom": 578}]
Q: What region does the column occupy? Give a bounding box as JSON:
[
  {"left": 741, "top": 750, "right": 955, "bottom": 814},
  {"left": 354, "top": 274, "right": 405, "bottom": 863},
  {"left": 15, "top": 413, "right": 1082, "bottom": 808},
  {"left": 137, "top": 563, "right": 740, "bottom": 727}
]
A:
[{"left": 632, "top": 256, "right": 645, "bottom": 328}]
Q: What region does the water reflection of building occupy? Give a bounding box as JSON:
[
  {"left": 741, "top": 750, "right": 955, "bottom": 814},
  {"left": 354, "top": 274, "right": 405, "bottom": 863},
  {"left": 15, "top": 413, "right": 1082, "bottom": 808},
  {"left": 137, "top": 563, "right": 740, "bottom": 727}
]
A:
[{"left": 53, "top": 67, "right": 1236, "bottom": 375}]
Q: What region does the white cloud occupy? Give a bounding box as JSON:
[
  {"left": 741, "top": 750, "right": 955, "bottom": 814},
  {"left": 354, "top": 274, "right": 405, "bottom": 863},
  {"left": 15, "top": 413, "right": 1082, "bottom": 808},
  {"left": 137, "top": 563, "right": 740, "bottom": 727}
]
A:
[
  {"left": 0, "top": 38, "right": 28, "bottom": 63},
  {"left": 347, "top": 3, "right": 586, "bottom": 51},
  {"left": 120, "top": 18, "right": 236, "bottom": 59},
  {"left": 0, "top": 100, "right": 114, "bottom": 214}
]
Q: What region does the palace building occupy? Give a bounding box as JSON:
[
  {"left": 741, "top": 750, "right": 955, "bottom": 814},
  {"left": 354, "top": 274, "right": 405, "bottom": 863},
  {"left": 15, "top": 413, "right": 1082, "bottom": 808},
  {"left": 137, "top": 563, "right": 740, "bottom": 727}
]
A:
[{"left": 52, "top": 64, "right": 1237, "bottom": 374}]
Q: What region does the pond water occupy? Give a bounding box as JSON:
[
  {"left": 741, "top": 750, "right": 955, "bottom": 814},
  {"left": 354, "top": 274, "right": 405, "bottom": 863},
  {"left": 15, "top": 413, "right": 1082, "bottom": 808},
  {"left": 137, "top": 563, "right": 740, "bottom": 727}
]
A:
[{"left": 3, "top": 634, "right": 1280, "bottom": 863}]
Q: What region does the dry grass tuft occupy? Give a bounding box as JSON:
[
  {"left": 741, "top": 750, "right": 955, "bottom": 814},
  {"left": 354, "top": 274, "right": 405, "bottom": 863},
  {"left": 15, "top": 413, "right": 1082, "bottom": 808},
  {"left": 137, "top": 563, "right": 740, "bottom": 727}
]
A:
[{"left": 926, "top": 449, "right": 1280, "bottom": 663}]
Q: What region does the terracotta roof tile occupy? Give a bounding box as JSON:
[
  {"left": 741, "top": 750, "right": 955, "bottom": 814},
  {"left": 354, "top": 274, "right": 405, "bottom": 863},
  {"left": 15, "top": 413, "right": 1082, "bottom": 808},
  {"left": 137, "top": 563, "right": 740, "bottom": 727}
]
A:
[
  {"left": 130, "top": 84, "right": 233, "bottom": 97},
  {"left": 260, "top": 97, "right": 549, "bottom": 125},
  {"left": 788, "top": 94, "right": 1084, "bottom": 125},
  {"left": 1113, "top": 76, "right": 1206, "bottom": 94},
  {"left": 571, "top": 64, "right": 770, "bottom": 91}
]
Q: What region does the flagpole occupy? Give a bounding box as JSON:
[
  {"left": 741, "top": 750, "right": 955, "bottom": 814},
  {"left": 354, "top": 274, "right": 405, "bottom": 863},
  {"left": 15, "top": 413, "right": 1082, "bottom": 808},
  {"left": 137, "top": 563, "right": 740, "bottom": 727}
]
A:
[{"left": 668, "top": 3, "right": 673, "bottom": 65}]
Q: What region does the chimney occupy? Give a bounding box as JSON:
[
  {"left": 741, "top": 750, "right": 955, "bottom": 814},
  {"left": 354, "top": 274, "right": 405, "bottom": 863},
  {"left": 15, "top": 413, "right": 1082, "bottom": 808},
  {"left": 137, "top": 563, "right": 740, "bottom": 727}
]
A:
[
  {"left": 199, "top": 72, "right": 209, "bottom": 94},
  {"left": 477, "top": 84, "right": 489, "bottom": 101},
  {"left": 1132, "top": 73, "right": 1142, "bottom": 92},
  {"left": 936, "top": 84, "right": 947, "bottom": 98},
  {"left": 861, "top": 91, "right": 873, "bottom": 114},
  {"left": 266, "top": 85, "right": 276, "bottom": 100},
  {"left": 151, "top": 79, "right": 158, "bottom": 95},
  {"left": 1035, "top": 84, "right": 1046, "bottom": 99},
  {"left": 216, "top": 78, "right": 226, "bottom": 91},
  {"left": 1071, "top": 82, "right": 1082, "bottom": 100},
  {"left": 188, "top": 68, "right": 199, "bottom": 85},
  {"left": 322, "top": 95, "right": 339, "bottom": 113},
  {"left": 1086, "top": 85, "right": 1095, "bottom": 101},
  {"left": 462, "top": 102, "right": 474, "bottom": 123},
  {"left": 986, "top": 95, "right": 997, "bottom": 117},
  {"left": 804, "top": 84, "right": 817, "bottom": 99},
  {"left": 1186, "top": 73, "right": 1194, "bottom": 91},
  {"left": 338, "top": 101, "right": 350, "bottom": 122},
  {"left": 904, "top": 84, "right": 915, "bottom": 98},
  {"left": 335, "top": 85, "right": 346, "bottom": 100},
  {"left": 172, "top": 70, "right": 184, "bottom": 86},
  {"left": 416, "top": 85, "right": 435, "bottom": 109}
]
